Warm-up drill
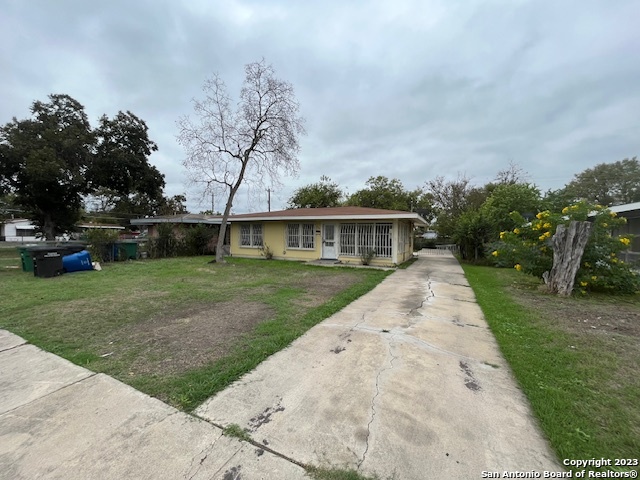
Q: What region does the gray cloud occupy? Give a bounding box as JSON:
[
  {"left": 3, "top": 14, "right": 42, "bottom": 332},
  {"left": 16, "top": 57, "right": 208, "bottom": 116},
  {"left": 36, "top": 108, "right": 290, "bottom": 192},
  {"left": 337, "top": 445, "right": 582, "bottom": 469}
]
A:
[{"left": 2, "top": 0, "right": 639, "bottom": 213}]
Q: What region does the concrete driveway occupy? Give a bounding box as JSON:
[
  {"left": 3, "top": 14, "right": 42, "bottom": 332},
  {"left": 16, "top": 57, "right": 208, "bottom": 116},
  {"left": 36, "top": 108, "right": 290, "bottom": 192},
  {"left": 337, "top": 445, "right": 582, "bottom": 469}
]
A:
[
  {"left": 1, "top": 252, "right": 560, "bottom": 479},
  {"left": 195, "top": 251, "right": 560, "bottom": 478}
]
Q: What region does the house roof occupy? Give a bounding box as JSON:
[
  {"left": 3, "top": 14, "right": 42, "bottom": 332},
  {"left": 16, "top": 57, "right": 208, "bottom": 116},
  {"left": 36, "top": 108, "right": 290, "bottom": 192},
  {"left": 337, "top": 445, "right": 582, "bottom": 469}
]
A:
[
  {"left": 131, "top": 214, "right": 223, "bottom": 226},
  {"left": 130, "top": 207, "right": 429, "bottom": 226},
  {"left": 1, "top": 218, "right": 32, "bottom": 225},
  {"left": 609, "top": 201, "right": 640, "bottom": 219},
  {"left": 77, "top": 223, "right": 125, "bottom": 230},
  {"left": 229, "top": 207, "right": 429, "bottom": 225}
]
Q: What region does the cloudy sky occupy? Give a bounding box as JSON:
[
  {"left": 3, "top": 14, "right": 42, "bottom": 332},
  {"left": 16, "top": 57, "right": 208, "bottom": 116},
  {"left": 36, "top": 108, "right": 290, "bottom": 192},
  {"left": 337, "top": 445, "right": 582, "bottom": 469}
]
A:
[{"left": 2, "top": 0, "right": 639, "bottom": 213}]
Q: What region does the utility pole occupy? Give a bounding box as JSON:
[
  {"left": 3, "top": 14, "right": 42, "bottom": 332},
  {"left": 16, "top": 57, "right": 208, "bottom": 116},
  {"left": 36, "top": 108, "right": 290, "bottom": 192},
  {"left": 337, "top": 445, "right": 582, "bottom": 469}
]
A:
[{"left": 267, "top": 188, "right": 271, "bottom": 212}]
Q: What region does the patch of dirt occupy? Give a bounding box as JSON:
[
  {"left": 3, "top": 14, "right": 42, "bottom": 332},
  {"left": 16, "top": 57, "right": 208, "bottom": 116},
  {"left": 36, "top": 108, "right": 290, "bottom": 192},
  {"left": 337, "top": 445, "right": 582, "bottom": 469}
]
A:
[
  {"left": 292, "top": 272, "right": 360, "bottom": 307},
  {"left": 508, "top": 286, "right": 640, "bottom": 339},
  {"left": 111, "top": 301, "right": 274, "bottom": 375}
]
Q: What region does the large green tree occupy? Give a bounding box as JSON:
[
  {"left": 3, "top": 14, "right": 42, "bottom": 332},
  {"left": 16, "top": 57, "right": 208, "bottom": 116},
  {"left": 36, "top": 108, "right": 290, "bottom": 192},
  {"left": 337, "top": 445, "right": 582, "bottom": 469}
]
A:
[
  {"left": 0, "top": 94, "right": 165, "bottom": 239},
  {"left": 562, "top": 157, "right": 640, "bottom": 206},
  {"left": 90, "top": 111, "right": 164, "bottom": 199},
  {"left": 347, "top": 176, "right": 432, "bottom": 214},
  {"left": 287, "top": 175, "right": 343, "bottom": 208},
  {"left": 480, "top": 183, "right": 541, "bottom": 236},
  {"left": 158, "top": 194, "right": 189, "bottom": 215},
  {"left": 0, "top": 95, "right": 95, "bottom": 239}
]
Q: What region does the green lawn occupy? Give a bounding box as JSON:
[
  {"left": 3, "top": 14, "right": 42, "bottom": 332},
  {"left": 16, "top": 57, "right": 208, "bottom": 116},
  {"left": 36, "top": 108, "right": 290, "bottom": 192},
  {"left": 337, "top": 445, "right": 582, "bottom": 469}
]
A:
[
  {"left": 0, "top": 248, "right": 391, "bottom": 411},
  {"left": 462, "top": 264, "right": 640, "bottom": 472}
]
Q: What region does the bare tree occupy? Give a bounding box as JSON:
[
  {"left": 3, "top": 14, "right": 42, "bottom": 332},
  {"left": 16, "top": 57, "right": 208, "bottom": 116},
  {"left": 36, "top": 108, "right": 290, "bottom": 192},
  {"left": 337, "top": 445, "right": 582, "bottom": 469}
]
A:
[
  {"left": 424, "top": 174, "right": 476, "bottom": 239},
  {"left": 177, "top": 60, "right": 305, "bottom": 262},
  {"left": 494, "top": 160, "right": 529, "bottom": 185}
]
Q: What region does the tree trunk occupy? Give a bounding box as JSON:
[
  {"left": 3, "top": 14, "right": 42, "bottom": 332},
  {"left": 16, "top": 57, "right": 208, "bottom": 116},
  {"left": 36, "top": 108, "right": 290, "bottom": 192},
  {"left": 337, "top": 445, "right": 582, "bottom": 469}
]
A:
[
  {"left": 546, "top": 221, "right": 592, "bottom": 296},
  {"left": 215, "top": 157, "right": 250, "bottom": 263},
  {"left": 43, "top": 213, "right": 55, "bottom": 241},
  {"left": 215, "top": 199, "right": 233, "bottom": 263}
]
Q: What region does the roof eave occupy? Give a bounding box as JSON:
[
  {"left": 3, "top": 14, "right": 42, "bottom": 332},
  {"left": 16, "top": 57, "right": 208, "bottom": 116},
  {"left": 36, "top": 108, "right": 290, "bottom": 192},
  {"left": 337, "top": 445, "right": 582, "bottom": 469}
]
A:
[
  {"left": 229, "top": 213, "right": 428, "bottom": 226},
  {"left": 130, "top": 218, "right": 224, "bottom": 225}
]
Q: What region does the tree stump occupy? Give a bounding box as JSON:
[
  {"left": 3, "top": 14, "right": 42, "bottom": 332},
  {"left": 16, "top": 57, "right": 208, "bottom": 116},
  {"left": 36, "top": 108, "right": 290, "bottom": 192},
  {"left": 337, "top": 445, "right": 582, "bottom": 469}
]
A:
[{"left": 546, "top": 221, "right": 592, "bottom": 296}]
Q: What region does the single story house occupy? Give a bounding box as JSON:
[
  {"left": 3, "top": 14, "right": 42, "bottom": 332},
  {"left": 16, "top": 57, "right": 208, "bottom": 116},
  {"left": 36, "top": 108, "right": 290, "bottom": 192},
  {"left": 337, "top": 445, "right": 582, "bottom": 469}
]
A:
[
  {"left": 0, "top": 219, "right": 124, "bottom": 242},
  {"left": 0, "top": 218, "right": 39, "bottom": 242},
  {"left": 228, "top": 207, "right": 428, "bottom": 266},
  {"left": 609, "top": 201, "right": 640, "bottom": 259}
]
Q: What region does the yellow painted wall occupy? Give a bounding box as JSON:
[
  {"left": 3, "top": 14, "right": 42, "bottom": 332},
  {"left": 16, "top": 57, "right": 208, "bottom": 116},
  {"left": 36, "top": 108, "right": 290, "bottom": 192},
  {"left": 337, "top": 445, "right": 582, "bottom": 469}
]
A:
[
  {"left": 398, "top": 220, "right": 414, "bottom": 264},
  {"left": 230, "top": 222, "right": 321, "bottom": 261}
]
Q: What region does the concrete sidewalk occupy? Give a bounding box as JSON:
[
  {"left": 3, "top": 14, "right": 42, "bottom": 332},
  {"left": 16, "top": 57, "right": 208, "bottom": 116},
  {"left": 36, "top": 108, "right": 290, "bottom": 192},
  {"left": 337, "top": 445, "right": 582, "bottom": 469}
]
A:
[
  {"left": 195, "top": 252, "right": 560, "bottom": 478},
  {"left": 0, "top": 332, "right": 305, "bottom": 479},
  {"left": 1, "top": 252, "right": 560, "bottom": 479}
]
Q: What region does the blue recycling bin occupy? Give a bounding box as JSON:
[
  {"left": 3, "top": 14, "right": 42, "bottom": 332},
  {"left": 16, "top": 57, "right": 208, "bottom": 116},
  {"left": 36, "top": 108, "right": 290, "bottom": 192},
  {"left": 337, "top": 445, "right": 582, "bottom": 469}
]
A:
[{"left": 62, "top": 250, "right": 93, "bottom": 272}]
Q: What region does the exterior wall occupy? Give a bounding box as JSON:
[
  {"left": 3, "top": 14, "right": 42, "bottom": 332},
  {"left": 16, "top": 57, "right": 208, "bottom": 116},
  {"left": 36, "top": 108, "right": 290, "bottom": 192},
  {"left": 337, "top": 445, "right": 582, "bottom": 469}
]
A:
[
  {"left": 397, "top": 220, "right": 414, "bottom": 264},
  {"left": 1, "top": 219, "right": 40, "bottom": 242},
  {"left": 146, "top": 225, "right": 183, "bottom": 239},
  {"left": 230, "top": 219, "right": 415, "bottom": 266},
  {"left": 230, "top": 221, "right": 322, "bottom": 261}
]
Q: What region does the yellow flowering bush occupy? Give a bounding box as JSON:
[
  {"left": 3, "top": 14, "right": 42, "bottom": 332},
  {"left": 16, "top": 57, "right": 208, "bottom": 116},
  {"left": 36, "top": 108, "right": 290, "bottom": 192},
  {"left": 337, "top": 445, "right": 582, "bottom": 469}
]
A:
[{"left": 489, "top": 201, "right": 639, "bottom": 294}]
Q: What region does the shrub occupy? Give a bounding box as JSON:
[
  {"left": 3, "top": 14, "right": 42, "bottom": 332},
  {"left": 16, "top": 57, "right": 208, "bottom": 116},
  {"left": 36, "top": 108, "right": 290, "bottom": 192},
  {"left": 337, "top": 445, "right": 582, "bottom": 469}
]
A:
[
  {"left": 259, "top": 244, "right": 274, "bottom": 260},
  {"left": 452, "top": 209, "right": 492, "bottom": 261},
  {"left": 360, "top": 248, "right": 376, "bottom": 265},
  {"left": 184, "top": 224, "right": 215, "bottom": 256},
  {"left": 148, "top": 223, "right": 181, "bottom": 258},
  {"left": 86, "top": 229, "right": 120, "bottom": 262},
  {"left": 491, "top": 201, "right": 639, "bottom": 294},
  {"left": 414, "top": 237, "right": 437, "bottom": 251}
]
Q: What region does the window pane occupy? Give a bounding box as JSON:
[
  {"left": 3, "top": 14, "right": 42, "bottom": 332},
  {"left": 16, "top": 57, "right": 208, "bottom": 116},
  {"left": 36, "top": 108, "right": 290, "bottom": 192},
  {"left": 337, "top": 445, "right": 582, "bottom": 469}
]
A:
[
  {"left": 339, "top": 223, "right": 356, "bottom": 256},
  {"left": 358, "top": 224, "right": 374, "bottom": 255},
  {"left": 375, "top": 223, "right": 392, "bottom": 257},
  {"left": 287, "top": 224, "right": 300, "bottom": 248},
  {"left": 302, "top": 224, "right": 315, "bottom": 249},
  {"left": 240, "top": 224, "right": 251, "bottom": 246},
  {"left": 252, "top": 224, "right": 263, "bottom": 247}
]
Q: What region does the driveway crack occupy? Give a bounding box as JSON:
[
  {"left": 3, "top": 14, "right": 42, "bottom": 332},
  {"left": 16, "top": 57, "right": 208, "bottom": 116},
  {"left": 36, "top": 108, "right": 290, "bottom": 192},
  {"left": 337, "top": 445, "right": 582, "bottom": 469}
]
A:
[
  {"left": 407, "top": 276, "right": 434, "bottom": 321},
  {"left": 358, "top": 338, "right": 398, "bottom": 470},
  {"left": 185, "top": 434, "right": 220, "bottom": 479}
]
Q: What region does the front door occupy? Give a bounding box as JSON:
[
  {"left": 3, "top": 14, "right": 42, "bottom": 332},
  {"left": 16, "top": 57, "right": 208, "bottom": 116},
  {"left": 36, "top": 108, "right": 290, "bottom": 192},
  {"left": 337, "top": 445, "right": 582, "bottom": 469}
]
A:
[{"left": 322, "top": 224, "right": 337, "bottom": 259}]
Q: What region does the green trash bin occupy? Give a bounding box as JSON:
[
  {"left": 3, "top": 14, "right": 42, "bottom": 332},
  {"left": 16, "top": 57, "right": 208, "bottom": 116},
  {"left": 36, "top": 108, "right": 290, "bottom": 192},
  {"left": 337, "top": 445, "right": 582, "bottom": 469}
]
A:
[
  {"left": 115, "top": 241, "right": 138, "bottom": 260},
  {"left": 17, "top": 246, "right": 36, "bottom": 272}
]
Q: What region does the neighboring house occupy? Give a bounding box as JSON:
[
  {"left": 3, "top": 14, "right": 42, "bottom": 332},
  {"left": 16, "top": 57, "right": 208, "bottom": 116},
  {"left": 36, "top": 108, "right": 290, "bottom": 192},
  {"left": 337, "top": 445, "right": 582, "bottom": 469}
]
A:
[
  {"left": 0, "top": 218, "right": 40, "bottom": 242},
  {"left": 0, "top": 218, "right": 124, "bottom": 242},
  {"left": 228, "top": 207, "right": 428, "bottom": 266},
  {"left": 609, "top": 201, "right": 640, "bottom": 257},
  {"left": 130, "top": 214, "right": 223, "bottom": 238}
]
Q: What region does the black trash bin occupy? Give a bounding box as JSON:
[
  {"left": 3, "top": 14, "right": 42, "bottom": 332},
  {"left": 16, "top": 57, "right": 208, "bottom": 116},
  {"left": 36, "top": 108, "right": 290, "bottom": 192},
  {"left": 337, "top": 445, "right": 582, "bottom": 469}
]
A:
[
  {"left": 57, "top": 243, "right": 87, "bottom": 257},
  {"left": 28, "top": 247, "right": 65, "bottom": 278}
]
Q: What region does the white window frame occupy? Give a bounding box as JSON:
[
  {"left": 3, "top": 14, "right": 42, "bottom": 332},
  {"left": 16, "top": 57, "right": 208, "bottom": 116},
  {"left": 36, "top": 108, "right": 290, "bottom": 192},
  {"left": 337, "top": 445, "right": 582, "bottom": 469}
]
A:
[
  {"left": 239, "top": 223, "right": 263, "bottom": 248},
  {"left": 286, "top": 223, "right": 315, "bottom": 249}
]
